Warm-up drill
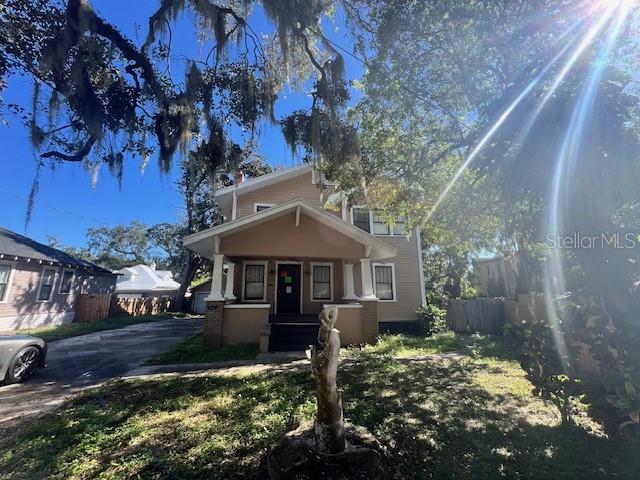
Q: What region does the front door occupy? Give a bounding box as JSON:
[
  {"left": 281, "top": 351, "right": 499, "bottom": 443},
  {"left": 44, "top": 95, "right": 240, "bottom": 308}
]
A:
[{"left": 276, "top": 263, "right": 301, "bottom": 314}]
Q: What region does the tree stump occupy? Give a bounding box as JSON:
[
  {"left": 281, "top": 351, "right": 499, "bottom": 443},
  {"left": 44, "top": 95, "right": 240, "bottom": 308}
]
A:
[{"left": 267, "top": 306, "right": 389, "bottom": 479}]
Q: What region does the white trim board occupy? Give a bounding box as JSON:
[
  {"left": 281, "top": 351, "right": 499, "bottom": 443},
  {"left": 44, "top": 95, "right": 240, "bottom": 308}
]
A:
[{"left": 416, "top": 227, "right": 427, "bottom": 307}]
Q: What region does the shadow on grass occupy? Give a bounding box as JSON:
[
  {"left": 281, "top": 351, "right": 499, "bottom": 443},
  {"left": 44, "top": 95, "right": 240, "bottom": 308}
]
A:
[
  {"left": 1, "top": 352, "right": 638, "bottom": 479},
  {"left": 144, "top": 334, "right": 259, "bottom": 365}
]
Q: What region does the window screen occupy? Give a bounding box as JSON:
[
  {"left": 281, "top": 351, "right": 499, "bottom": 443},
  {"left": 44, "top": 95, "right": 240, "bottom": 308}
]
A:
[
  {"left": 312, "top": 265, "right": 331, "bottom": 300},
  {"left": 38, "top": 268, "right": 56, "bottom": 301},
  {"left": 244, "top": 264, "right": 265, "bottom": 300},
  {"left": 374, "top": 265, "right": 394, "bottom": 300},
  {"left": 0, "top": 265, "right": 10, "bottom": 301},
  {"left": 352, "top": 208, "right": 370, "bottom": 233}
]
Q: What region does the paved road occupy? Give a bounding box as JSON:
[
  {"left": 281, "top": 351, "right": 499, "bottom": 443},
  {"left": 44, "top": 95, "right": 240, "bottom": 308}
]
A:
[{"left": 0, "top": 317, "right": 203, "bottom": 424}]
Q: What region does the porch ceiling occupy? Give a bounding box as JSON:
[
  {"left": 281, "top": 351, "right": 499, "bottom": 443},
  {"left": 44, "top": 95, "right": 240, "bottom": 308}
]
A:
[{"left": 183, "top": 198, "right": 397, "bottom": 261}]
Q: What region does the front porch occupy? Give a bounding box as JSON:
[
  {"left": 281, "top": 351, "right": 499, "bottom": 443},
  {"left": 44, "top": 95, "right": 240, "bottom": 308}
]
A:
[{"left": 183, "top": 199, "right": 396, "bottom": 351}]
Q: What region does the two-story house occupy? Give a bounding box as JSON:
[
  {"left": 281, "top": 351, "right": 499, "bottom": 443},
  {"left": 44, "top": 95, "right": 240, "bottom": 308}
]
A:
[{"left": 183, "top": 164, "right": 426, "bottom": 351}]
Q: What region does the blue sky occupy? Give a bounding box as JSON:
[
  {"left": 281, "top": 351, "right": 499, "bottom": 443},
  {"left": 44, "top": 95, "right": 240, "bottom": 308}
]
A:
[{"left": 0, "top": 2, "right": 362, "bottom": 248}]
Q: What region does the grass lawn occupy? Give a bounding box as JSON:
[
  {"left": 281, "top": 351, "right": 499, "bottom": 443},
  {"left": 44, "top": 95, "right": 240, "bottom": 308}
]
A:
[
  {"left": 1, "top": 334, "right": 638, "bottom": 479},
  {"left": 14, "top": 314, "right": 174, "bottom": 342},
  {"left": 145, "top": 334, "right": 259, "bottom": 365}
]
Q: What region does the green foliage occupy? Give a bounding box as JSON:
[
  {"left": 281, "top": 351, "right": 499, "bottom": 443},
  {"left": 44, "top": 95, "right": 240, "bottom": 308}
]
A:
[
  {"left": 505, "top": 319, "right": 582, "bottom": 425},
  {"left": 5, "top": 335, "right": 637, "bottom": 479},
  {"left": 416, "top": 304, "right": 447, "bottom": 337},
  {"left": 145, "top": 334, "right": 259, "bottom": 365}
]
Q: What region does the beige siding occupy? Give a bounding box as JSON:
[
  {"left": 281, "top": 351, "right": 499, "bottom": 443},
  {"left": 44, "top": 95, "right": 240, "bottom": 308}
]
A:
[
  {"left": 221, "top": 212, "right": 366, "bottom": 259},
  {"left": 375, "top": 233, "right": 423, "bottom": 322},
  {"left": 352, "top": 232, "right": 422, "bottom": 322},
  {"left": 0, "top": 259, "right": 116, "bottom": 321},
  {"left": 236, "top": 171, "right": 329, "bottom": 217}
]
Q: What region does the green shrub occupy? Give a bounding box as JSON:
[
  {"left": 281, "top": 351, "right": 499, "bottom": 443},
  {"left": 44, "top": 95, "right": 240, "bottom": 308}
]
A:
[
  {"left": 417, "top": 304, "right": 447, "bottom": 337},
  {"left": 505, "top": 319, "right": 582, "bottom": 425}
]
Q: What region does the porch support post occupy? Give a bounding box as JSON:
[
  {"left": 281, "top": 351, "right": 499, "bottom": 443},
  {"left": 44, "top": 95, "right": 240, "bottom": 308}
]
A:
[
  {"left": 343, "top": 263, "right": 357, "bottom": 300},
  {"left": 359, "top": 258, "right": 377, "bottom": 300},
  {"left": 206, "top": 254, "right": 225, "bottom": 301},
  {"left": 224, "top": 261, "right": 236, "bottom": 300}
]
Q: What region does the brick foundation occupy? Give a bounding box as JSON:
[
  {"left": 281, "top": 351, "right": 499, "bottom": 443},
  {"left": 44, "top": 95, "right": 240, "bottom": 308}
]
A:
[
  {"left": 204, "top": 301, "right": 225, "bottom": 347},
  {"left": 360, "top": 300, "right": 379, "bottom": 344}
]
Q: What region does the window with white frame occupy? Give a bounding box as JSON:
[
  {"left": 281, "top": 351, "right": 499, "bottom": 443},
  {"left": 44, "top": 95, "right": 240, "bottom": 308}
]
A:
[
  {"left": 0, "top": 264, "right": 12, "bottom": 302},
  {"left": 243, "top": 262, "right": 266, "bottom": 301},
  {"left": 372, "top": 211, "right": 391, "bottom": 235},
  {"left": 311, "top": 263, "right": 333, "bottom": 301},
  {"left": 38, "top": 268, "right": 57, "bottom": 301},
  {"left": 59, "top": 269, "right": 75, "bottom": 294},
  {"left": 254, "top": 203, "right": 274, "bottom": 213},
  {"left": 351, "top": 207, "right": 408, "bottom": 237},
  {"left": 373, "top": 264, "right": 396, "bottom": 301},
  {"left": 351, "top": 207, "right": 370, "bottom": 233},
  {"left": 392, "top": 216, "right": 407, "bottom": 235}
]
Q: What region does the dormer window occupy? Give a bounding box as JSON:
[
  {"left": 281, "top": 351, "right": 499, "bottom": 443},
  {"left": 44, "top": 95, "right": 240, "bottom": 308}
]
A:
[
  {"left": 350, "top": 207, "right": 408, "bottom": 236},
  {"left": 351, "top": 207, "right": 371, "bottom": 233}
]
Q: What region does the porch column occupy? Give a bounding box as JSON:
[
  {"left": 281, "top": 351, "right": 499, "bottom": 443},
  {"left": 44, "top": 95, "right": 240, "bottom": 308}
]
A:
[
  {"left": 360, "top": 258, "right": 377, "bottom": 300},
  {"left": 343, "top": 263, "right": 357, "bottom": 300},
  {"left": 224, "top": 262, "right": 236, "bottom": 300},
  {"left": 206, "top": 254, "right": 225, "bottom": 301}
]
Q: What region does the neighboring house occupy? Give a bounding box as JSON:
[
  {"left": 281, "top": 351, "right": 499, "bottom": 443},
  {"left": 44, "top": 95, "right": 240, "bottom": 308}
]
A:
[
  {"left": 0, "top": 227, "right": 117, "bottom": 331},
  {"left": 472, "top": 254, "right": 518, "bottom": 298},
  {"left": 113, "top": 263, "right": 181, "bottom": 299},
  {"left": 183, "top": 164, "right": 426, "bottom": 351}
]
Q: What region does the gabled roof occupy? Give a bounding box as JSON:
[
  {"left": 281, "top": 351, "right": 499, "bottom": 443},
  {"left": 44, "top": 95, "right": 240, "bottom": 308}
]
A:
[
  {"left": 214, "top": 164, "right": 313, "bottom": 200},
  {"left": 0, "top": 227, "right": 113, "bottom": 275},
  {"left": 183, "top": 198, "right": 397, "bottom": 260},
  {"left": 113, "top": 264, "right": 181, "bottom": 293}
]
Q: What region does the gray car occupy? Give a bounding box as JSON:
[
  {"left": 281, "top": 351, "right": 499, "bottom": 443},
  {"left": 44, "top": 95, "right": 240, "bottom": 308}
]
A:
[{"left": 0, "top": 335, "right": 47, "bottom": 384}]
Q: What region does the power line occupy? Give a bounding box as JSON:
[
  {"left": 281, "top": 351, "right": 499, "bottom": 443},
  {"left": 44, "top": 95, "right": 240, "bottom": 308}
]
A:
[{"left": 0, "top": 187, "right": 110, "bottom": 225}]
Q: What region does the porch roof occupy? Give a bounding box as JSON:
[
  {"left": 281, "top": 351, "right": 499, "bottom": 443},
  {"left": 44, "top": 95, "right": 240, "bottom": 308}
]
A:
[{"left": 183, "top": 198, "right": 397, "bottom": 260}]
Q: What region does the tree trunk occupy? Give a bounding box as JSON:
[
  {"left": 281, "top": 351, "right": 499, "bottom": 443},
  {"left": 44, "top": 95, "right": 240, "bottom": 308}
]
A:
[
  {"left": 310, "top": 306, "right": 345, "bottom": 454},
  {"left": 172, "top": 253, "right": 200, "bottom": 312}
]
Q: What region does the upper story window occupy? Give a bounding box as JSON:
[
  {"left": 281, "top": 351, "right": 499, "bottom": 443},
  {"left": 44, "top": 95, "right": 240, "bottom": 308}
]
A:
[
  {"left": 38, "top": 268, "right": 57, "bottom": 301},
  {"left": 372, "top": 212, "right": 390, "bottom": 235},
  {"left": 351, "top": 207, "right": 408, "bottom": 236},
  {"left": 254, "top": 203, "right": 274, "bottom": 213},
  {"left": 351, "top": 207, "right": 370, "bottom": 233},
  {"left": 0, "top": 264, "right": 12, "bottom": 302}
]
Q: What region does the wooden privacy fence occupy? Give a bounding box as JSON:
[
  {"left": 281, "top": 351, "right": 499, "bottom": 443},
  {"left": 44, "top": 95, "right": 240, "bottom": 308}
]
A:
[
  {"left": 446, "top": 298, "right": 506, "bottom": 334},
  {"left": 110, "top": 297, "right": 174, "bottom": 317},
  {"left": 74, "top": 294, "right": 111, "bottom": 323},
  {"left": 447, "top": 294, "right": 600, "bottom": 376}
]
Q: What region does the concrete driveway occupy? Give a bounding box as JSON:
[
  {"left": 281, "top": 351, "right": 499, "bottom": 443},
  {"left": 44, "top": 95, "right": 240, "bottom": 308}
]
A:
[{"left": 0, "top": 317, "right": 203, "bottom": 425}]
